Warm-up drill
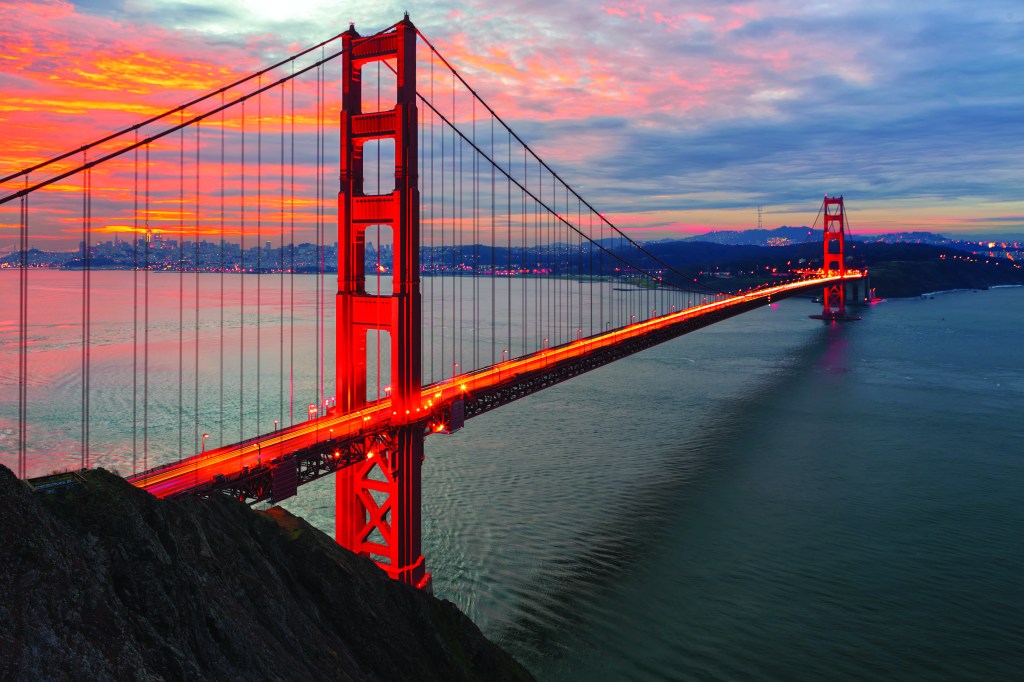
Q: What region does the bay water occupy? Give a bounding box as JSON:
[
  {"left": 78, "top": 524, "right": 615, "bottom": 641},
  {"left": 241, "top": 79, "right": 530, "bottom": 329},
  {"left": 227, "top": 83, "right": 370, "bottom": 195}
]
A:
[{"left": 2, "top": 272, "right": 1021, "bottom": 679}]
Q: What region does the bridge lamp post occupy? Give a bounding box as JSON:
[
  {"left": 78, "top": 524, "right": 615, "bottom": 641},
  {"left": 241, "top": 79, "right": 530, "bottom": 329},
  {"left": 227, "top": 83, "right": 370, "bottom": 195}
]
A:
[
  {"left": 274, "top": 419, "right": 278, "bottom": 432},
  {"left": 201, "top": 433, "right": 210, "bottom": 453},
  {"left": 452, "top": 362, "right": 459, "bottom": 380}
]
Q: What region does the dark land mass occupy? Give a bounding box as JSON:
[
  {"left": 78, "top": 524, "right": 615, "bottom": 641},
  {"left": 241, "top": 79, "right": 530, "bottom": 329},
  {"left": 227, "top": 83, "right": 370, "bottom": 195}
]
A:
[
  {"left": 0, "top": 465, "right": 534, "bottom": 682},
  {"left": 642, "top": 241, "right": 1024, "bottom": 298}
]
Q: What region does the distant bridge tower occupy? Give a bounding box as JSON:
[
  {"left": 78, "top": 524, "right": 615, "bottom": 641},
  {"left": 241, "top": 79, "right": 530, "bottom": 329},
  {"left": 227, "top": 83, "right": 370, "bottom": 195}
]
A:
[
  {"left": 811, "top": 195, "right": 860, "bottom": 322},
  {"left": 335, "top": 17, "right": 429, "bottom": 589}
]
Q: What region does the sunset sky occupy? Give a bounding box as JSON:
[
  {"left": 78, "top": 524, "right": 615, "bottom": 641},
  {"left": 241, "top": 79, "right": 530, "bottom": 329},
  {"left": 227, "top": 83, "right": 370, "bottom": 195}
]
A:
[{"left": 2, "top": 0, "right": 1022, "bottom": 246}]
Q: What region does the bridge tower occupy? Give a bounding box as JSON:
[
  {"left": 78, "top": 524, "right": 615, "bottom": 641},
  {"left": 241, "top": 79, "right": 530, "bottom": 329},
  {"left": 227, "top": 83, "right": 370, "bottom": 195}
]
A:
[
  {"left": 812, "top": 195, "right": 860, "bottom": 322},
  {"left": 335, "top": 18, "right": 429, "bottom": 588}
]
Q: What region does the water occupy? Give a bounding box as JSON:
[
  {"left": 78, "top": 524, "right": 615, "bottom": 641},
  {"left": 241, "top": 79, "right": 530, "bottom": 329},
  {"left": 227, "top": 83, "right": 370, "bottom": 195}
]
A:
[
  {"left": 288, "top": 286, "right": 1024, "bottom": 680},
  {"left": 3, "top": 272, "right": 1022, "bottom": 679}
]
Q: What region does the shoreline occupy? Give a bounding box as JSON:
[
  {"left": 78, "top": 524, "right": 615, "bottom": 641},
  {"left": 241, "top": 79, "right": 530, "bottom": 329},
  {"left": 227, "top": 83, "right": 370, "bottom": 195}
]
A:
[{"left": 892, "top": 284, "right": 1019, "bottom": 301}]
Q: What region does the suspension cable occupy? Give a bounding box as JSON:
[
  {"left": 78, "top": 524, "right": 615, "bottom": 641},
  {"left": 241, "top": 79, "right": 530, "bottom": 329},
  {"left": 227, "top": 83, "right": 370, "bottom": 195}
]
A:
[
  {"left": 0, "top": 23, "right": 400, "bottom": 207},
  {"left": 415, "top": 29, "right": 717, "bottom": 295}
]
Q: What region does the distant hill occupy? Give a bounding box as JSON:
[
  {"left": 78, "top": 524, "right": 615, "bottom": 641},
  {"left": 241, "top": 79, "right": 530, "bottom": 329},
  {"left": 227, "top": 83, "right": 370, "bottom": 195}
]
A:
[
  {"left": 857, "top": 231, "right": 951, "bottom": 245},
  {"left": 680, "top": 226, "right": 817, "bottom": 246},
  {"left": 677, "top": 227, "right": 967, "bottom": 248}
]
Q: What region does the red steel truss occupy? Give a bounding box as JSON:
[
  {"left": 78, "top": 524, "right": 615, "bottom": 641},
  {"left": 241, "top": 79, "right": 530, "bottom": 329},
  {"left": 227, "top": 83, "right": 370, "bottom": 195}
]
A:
[{"left": 335, "top": 18, "right": 429, "bottom": 589}]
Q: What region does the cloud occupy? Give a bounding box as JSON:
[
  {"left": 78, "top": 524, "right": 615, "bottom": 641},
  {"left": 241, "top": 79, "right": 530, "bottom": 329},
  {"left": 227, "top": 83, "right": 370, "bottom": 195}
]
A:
[{"left": 3, "top": 0, "right": 1023, "bottom": 244}]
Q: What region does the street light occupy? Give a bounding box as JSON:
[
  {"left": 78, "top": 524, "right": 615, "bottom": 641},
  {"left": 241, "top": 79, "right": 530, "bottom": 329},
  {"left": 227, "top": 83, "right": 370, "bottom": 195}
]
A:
[
  {"left": 501, "top": 349, "right": 508, "bottom": 362},
  {"left": 201, "top": 433, "right": 210, "bottom": 453},
  {"left": 452, "top": 362, "right": 459, "bottom": 379},
  {"left": 274, "top": 419, "right": 278, "bottom": 432}
]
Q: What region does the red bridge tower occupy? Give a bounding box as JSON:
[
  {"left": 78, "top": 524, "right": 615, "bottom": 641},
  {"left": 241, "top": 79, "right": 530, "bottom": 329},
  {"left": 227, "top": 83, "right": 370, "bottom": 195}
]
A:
[
  {"left": 811, "top": 195, "right": 860, "bottom": 322},
  {"left": 335, "top": 18, "right": 429, "bottom": 589}
]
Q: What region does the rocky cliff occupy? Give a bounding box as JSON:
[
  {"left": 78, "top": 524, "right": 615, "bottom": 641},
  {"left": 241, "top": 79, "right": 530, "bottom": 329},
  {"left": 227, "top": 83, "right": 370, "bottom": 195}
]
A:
[{"left": 0, "top": 465, "right": 534, "bottom": 681}]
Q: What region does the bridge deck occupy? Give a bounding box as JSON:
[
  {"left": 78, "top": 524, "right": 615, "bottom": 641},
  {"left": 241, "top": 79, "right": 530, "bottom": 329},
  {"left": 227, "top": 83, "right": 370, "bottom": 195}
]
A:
[{"left": 127, "top": 273, "right": 860, "bottom": 500}]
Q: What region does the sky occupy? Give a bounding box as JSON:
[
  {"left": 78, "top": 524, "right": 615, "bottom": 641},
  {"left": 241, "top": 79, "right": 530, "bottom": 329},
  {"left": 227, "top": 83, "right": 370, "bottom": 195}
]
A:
[{"left": 1, "top": 0, "right": 1022, "bottom": 246}]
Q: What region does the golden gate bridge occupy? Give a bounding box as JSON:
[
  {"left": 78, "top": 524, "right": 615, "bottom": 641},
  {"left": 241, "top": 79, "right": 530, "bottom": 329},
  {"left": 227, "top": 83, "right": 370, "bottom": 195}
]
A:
[{"left": 0, "top": 17, "right": 864, "bottom": 589}]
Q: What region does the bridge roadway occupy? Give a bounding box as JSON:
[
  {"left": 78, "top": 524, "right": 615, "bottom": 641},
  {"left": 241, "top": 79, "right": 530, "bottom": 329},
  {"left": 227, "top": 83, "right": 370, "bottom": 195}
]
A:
[{"left": 128, "top": 273, "right": 860, "bottom": 501}]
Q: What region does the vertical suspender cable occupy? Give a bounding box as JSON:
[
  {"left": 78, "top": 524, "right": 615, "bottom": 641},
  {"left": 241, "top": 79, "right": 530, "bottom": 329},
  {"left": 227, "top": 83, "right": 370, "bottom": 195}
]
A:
[
  {"left": 280, "top": 81, "right": 286, "bottom": 428},
  {"left": 376, "top": 62, "right": 382, "bottom": 399},
  {"left": 522, "top": 145, "right": 527, "bottom": 353},
  {"left": 219, "top": 93, "right": 226, "bottom": 446},
  {"left": 289, "top": 69, "right": 296, "bottom": 425},
  {"left": 428, "top": 52, "right": 435, "bottom": 384},
  {"left": 490, "top": 113, "right": 495, "bottom": 364},
  {"left": 143, "top": 145, "right": 150, "bottom": 481},
  {"left": 472, "top": 97, "right": 479, "bottom": 371},
  {"left": 178, "top": 117, "right": 185, "bottom": 459},
  {"left": 239, "top": 101, "right": 246, "bottom": 443},
  {"left": 506, "top": 129, "right": 512, "bottom": 359},
  {"left": 319, "top": 53, "right": 327, "bottom": 411},
  {"left": 18, "top": 182, "right": 28, "bottom": 479},
  {"left": 256, "top": 77, "right": 263, "bottom": 434},
  {"left": 314, "top": 58, "right": 322, "bottom": 411},
  {"left": 81, "top": 152, "right": 91, "bottom": 470},
  {"left": 318, "top": 53, "right": 326, "bottom": 410},
  {"left": 454, "top": 76, "right": 461, "bottom": 375},
  {"left": 439, "top": 75, "right": 445, "bottom": 379},
  {"left": 194, "top": 123, "right": 201, "bottom": 455},
  {"left": 132, "top": 137, "right": 139, "bottom": 475}
]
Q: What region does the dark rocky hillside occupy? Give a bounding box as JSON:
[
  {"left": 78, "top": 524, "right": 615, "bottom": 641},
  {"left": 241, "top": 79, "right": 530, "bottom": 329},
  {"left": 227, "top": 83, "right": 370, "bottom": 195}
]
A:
[{"left": 0, "top": 465, "right": 534, "bottom": 682}]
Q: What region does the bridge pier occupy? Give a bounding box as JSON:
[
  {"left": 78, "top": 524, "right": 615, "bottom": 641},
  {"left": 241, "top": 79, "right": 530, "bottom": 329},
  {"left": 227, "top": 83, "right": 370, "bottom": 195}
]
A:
[
  {"left": 335, "top": 426, "right": 429, "bottom": 589},
  {"left": 334, "top": 18, "right": 429, "bottom": 588},
  {"left": 845, "top": 272, "right": 871, "bottom": 306}
]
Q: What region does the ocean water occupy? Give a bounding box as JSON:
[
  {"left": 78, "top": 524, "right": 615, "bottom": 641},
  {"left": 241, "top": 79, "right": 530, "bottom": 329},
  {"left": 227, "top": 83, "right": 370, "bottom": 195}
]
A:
[
  {"left": 3, "top": 272, "right": 1022, "bottom": 679},
  {"left": 287, "top": 286, "right": 1024, "bottom": 680}
]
